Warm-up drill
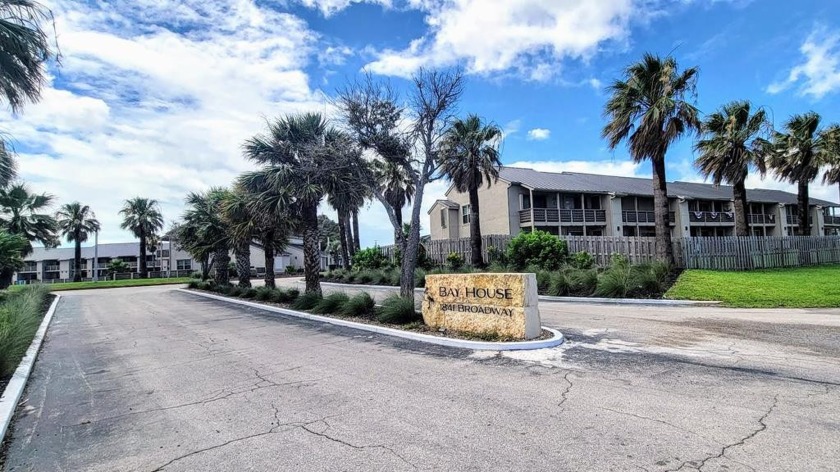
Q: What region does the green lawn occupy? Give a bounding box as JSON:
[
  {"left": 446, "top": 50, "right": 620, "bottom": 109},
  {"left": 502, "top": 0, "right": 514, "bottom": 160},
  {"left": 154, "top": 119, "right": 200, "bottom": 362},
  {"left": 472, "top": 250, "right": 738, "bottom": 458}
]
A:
[
  {"left": 10, "top": 277, "right": 192, "bottom": 292},
  {"left": 665, "top": 266, "right": 840, "bottom": 308}
]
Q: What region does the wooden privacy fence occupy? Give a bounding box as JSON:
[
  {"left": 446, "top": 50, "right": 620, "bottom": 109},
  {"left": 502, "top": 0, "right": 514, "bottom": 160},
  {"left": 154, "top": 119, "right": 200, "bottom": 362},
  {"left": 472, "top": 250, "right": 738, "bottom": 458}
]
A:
[
  {"left": 675, "top": 236, "right": 840, "bottom": 270},
  {"left": 377, "top": 234, "right": 840, "bottom": 270}
]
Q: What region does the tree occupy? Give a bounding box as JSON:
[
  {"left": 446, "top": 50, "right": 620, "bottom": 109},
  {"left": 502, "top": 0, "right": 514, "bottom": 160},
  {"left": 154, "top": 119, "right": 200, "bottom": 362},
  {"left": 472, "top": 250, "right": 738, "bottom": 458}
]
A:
[
  {"left": 317, "top": 215, "right": 339, "bottom": 251},
  {"left": 375, "top": 160, "right": 415, "bottom": 247},
  {"left": 768, "top": 113, "right": 840, "bottom": 236},
  {"left": 694, "top": 101, "right": 771, "bottom": 236},
  {"left": 180, "top": 189, "right": 231, "bottom": 286},
  {"left": 603, "top": 54, "right": 700, "bottom": 264},
  {"left": 440, "top": 114, "right": 503, "bottom": 267},
  {"left": 119, "top": 197, "right": 164, "bottom": 279},
  {"left": 243, "top": 113, "right": 363, "bottom": 294},
  {"left": 56, "top": 202, "right": 100, "bottom": 282},
  {"left": 222, "top": 188, "right": 255, "bottom": 288},
  {"left": 0, "top": 183, "right": 56, "bottom": 286},
  {"left": 106, "top": 259, "right": 130, "bottom": 277},
  {"left": 0, "top": 231, "right": 26, "bottom": 288},
  {"left": 0, "top": 0, "right": 57, "bottom": 113}
]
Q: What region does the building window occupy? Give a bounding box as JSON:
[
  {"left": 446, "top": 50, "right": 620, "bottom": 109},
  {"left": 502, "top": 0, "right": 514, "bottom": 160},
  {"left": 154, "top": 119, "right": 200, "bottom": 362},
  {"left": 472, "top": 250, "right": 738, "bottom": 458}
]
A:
[
  {"left": 176, "top": 259, "right": 192, "bottom": 271},
  {"left": 462, "top": 205, "right": 471, "bottom": 224},
  {"left": 440, "top": 208, "right": 447, "bottom": 229}
]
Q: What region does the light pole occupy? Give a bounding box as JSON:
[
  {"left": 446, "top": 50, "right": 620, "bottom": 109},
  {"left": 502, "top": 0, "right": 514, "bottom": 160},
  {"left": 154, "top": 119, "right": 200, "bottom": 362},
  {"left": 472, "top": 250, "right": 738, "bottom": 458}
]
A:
[{"left": 93, "top": 230, "right": 99, "bottom": 282}]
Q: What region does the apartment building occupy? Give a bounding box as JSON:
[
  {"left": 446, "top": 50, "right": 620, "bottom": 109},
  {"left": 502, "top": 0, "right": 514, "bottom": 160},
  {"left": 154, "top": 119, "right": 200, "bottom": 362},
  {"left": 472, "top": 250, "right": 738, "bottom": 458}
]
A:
[
  {"left": 16, "top": 238, "right": 310, "bottom": 284},
  {"left": 428, "top": 167, "right": 840, "bottom": 240}
]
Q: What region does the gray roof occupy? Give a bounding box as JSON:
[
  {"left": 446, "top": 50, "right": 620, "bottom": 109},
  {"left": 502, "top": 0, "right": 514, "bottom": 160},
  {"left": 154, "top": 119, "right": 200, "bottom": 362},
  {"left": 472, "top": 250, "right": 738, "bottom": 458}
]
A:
[
  {"left": 29, "top": 242, "right": 149, "bottom": 261},
  {"left": 427, "top": 199, "right": 459, "bottom": 214},
  {"left": 497, "top": 167, "right": 838, "bottom": 206}
]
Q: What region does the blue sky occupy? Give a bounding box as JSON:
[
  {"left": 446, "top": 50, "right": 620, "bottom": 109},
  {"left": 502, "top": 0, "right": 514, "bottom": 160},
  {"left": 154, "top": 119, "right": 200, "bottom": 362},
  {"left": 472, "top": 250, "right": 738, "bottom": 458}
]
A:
[{"left": 3, "top": 0, "right": 840, "bottom": 247}]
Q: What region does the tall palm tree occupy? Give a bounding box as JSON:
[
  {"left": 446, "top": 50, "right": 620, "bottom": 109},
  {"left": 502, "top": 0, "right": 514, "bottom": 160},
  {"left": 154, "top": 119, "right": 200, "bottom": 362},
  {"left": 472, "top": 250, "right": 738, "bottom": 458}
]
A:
[
  {"left": 235, "top": 175, "right": 293, "bottom": 288},
  {"left": 694, "top": 101, "right": 771, "bottom": 236},
  {"left": 439, "top": 114, "right": 502, "bottom": 267},
  {"left": 221, "top": 188, "right": 254, "bottom": 288},
  {"left": 119, "top": 197, "right": 164, "bottom": 279},
  {"left": 181, "top": 189, "right": 231, "bottom": 286},
  {"left": 603, "top": 53, "right": 700, "bottom": 264},
  {"left": 768, "top": 113, "right": 840, "bottom": 236},
  {"left": 56, "top": 202, "right": 100, "bottom": 282},
  {"left": 243, "top": 112, "right": 339, "bottom": 294},
  {"left": 0, "top": 182, "right": 56, "bottom": 285}
]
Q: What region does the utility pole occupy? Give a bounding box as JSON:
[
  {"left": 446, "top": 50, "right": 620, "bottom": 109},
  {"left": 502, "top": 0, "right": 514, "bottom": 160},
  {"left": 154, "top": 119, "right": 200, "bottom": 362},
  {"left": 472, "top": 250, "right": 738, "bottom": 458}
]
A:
[{"left": 93, "top": 230, "right": 99, "bottom": 282}]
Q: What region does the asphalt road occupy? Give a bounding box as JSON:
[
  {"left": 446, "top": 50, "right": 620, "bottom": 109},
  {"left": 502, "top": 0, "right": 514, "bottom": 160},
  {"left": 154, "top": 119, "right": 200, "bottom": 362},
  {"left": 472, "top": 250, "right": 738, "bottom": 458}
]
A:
[{"left": 3, "top": 284, "right": 839, "bottom": 471}]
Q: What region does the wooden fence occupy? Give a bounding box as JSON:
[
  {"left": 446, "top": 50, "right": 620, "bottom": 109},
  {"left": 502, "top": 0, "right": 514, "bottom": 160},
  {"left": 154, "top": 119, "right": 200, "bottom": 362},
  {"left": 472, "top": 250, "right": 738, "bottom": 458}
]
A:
[{"left": 377, "top": 234, "right": 840, "bottom": 270}]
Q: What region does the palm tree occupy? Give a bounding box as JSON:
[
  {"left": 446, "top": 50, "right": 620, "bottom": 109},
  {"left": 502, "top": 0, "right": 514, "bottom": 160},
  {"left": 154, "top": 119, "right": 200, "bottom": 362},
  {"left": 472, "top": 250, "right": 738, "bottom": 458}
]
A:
[
  {"left": 768, "top": 113, "right": 840, "bottom": 236},
  {"left": 181, "top": 189, "right": 232, "bottom": 286},
  {"left": 0, "top": 0, "right": 56, "bottom": 112},
  {"left": 0, "top": 182, "right": 57, "bottom": 286},
  {"left": 221, "top": 188, "right": 254, "bottom": 288},
  {"left": 603, "top": 53, "right": 701, "bottom": 264},
  {"left": 694, "top": 101, "right": 771, "bottom": 236},
  {"left": 56, "top": 202, "right": 100, "bottom": 282},
  {"left": 243, "top": 112, "right": 342, "bottom": 294},
  {"left": 119, "top": 197, "right": 164, "bottom": 278},
  {"left": 375, "top": 160, "right": 415, "bottom": 249},
  {"left": 439, "top": 114, "right": 502, "bottom": 267}
]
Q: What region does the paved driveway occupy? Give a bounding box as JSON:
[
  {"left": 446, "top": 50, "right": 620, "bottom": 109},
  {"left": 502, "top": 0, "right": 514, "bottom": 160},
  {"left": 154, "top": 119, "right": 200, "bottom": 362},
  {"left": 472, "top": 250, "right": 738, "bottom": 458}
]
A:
[{"left": 3, "top": 285, "right": 839, "bottom": 471}]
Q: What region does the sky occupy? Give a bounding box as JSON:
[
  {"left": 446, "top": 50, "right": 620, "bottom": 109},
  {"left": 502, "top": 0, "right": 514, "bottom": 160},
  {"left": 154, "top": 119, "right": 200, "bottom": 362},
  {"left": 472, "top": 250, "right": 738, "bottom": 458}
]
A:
[{"left": 3, "top": 0, "right": 840, "bottom": 248}]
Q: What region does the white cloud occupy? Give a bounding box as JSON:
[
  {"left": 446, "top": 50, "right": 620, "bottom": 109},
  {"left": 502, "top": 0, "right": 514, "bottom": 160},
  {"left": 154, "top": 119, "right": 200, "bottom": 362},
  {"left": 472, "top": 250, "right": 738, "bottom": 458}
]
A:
[
  {"left": 296, "top": 0, "right": 392, "bottom": 16},
  {"left": 365, "top": 0, "right": 636, "bottom": 79},
  {"left": 507, "top": 159, "right": 645, "bottom": 177},
  {"left": 767, "top": 28, "right": 840, "bottom": 98},
  {"left": 526, "top": 128, "right": 551, "bottom": 141}
]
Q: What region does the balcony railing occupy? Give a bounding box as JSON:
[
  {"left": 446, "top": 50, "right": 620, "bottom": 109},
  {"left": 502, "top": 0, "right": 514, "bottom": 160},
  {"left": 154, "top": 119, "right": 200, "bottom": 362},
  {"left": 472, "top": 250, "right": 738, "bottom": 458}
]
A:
[
  {"left": 688, "top": 211, "right": 735, "bottom": 224},
  {"left": 786, "top": 214, "right": 813, "bottom": 225},
  {"left": 519, "top": 208, "right": 607, "bottom": 224},
  {"left": 622, "top": 211, "right": 676, "bottom": 224},
  {"left": 748, "top": 213, "right": 776, "bottom": 225},
  {"left": 824, "top": 215, "right": 840, "bottom": 225},
  {"left": 44, "top": 265, "right": 60, "bottom": 271}
]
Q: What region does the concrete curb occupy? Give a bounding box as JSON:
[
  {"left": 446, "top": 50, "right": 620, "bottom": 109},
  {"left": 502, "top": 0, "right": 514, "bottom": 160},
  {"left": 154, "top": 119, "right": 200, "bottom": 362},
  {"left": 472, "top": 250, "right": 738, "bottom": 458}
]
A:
[
  {"left": 0, "top": 294, "right": 61, "bottom": 444},
  {"left": 315, "top": 281, "right": 719, "bottom": 306},
  {"left": 178, "top": 289, "right": 564, "bottom": 351}
]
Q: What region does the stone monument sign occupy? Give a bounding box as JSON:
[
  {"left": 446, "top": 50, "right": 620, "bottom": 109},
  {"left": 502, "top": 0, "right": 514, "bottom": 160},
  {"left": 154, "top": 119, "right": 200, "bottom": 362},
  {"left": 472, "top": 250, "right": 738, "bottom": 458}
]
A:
[{"left": 422, "top": 273, "right": 541, "bottom": 340}]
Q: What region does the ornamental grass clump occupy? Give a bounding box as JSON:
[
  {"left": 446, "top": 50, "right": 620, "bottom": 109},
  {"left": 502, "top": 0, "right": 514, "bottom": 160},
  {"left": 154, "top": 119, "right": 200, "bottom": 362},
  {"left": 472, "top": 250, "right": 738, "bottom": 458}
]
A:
[
  {"left": 255, "top": 287, "right": 273, "bottom": 301},
  {"left": 241, "top": 288, "right": 258, "bottom": 299},
  {"left": 312, "top": 292, "right": 350, "bottom": 314},
  {"left": 0, "top": 286, "right": 51, "bottom": 378},
  {"left": 376, "top": 294, "right": 421, "bottom": 325},
  {"left": 338, "top": 292, "right": 376, "bottom": 318},
  {"left": 291, "top": 291, "right": 321, "bottom": 310}
]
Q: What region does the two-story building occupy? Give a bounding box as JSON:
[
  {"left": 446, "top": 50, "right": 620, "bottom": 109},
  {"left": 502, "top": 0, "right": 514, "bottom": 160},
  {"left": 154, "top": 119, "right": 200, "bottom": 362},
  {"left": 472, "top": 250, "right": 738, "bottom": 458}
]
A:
[{"left": 428, "top": 167, "right": 840, "bottom": 240}]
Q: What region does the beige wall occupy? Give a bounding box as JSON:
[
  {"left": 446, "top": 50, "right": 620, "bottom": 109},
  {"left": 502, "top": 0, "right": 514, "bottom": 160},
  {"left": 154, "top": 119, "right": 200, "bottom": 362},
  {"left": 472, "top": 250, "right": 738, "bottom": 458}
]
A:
[
  {"left": 429, "top": 203, "right": 460, "bottom": 241},
  {"left": 442, "top": 180, "right": 513, "bottom": 238}
]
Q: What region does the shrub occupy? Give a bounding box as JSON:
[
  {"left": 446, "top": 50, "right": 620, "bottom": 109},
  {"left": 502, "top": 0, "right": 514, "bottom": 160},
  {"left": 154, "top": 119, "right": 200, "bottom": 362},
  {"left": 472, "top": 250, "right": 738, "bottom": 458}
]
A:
[
  {"left": 268, "top": 289, "right": 286, "bottom": 303},
  {"left": 285, "top": 265, "right": 297, "bottom": 275},
  {"left": 570, "top": 251, "right": 595, "bottom": 269},
  {"left": 216, "top": 285, "right": 233, "bottom": 295},
  {"left": 414, "top": 268, "right": 427, "bottom": 288},
  {"left": 486, "top": 245, "right": 507, "bottom": 265},
  {"left": 188, "top": 280, "right": 200, "bottom": 289},
  {"left": 595, "top": 263, "right": 634, "bottom": 298},
  {"left": 446, "top": 252, "right": 464, "bottom": 271},
  {"left": 567, "top": 268, "right": 598, "bottom": 296},
  {"left": 0, "top": 286, "right": 50, "bottom": 377},
  {"left": 312, "top": 292, "right": 350, "bottom": 314},
  {"left": 352, "top": 247, "right": 387, "bottom": 270},
  {"left": 535, "top": 270, "right": 552, "bottom": 294},
  {"left": 486, "top": 261, "right": 510, "bottom": 273},
  {"left": 291, "top": 291, "right": 322, "bottom": 310},
  {"left": 255, "top": 287, "right": 273, "bottom": 301},
  {"left": 548, "top": 272, "right": 569, "bottom": 296},
  {"left": 376, "top": 295, "right": 421, "bottom": 324},
  {"left": 190, "top": 271, "right": 202, "bottom": 279},
  {"left": 227, "top": 286, "right": 243, "bottom": 297},
  {"left": 506, "top": 230, "right": 568, "bottom": 271},
  {"left": 241, "top": 288, "right": 258, "bottom": 299},
  {"left": 384, "top": 268, "right": 401, "bottom": 286},
  {"left": 196, "top": 281, "right": 209, "bottom": 291},
  {"left": 632, "top": 261, "right": 671, "bottom": 296},
  {"left": 356, "top": 270, "right": 376, "bottom": 284},
  {"left": 286, "top": 289, "right": 300, "bottom": 301},
  {"left": 339, "top": 292, "right": 376, "bottom": 318}
]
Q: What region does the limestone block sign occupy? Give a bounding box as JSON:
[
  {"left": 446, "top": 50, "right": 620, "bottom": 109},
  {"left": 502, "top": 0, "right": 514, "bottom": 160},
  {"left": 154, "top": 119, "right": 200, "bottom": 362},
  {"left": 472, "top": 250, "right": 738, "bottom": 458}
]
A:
[{"left": 422, "top": 273, "right": 542, "bottom": 340}]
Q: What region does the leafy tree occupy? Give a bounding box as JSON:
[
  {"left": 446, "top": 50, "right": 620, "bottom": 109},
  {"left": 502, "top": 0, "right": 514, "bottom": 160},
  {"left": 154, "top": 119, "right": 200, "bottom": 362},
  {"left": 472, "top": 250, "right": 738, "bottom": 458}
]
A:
[
  {"left": 603, "top": 54, "right": 700, "bottom": 264},
  {"left": 119, "top": 197, "right": 164, "bottom": 279},
  {"left": 440, "top": 114, "right": 503, "bottom": 267},
  {"left": 768, "top": 112, "right": 840, "bottom": 235},
  {"left": 317, "top": 215, "right": 339, "bottom": 251},
  {"left": 243, "top": 113, "right": 365, "bottom": 294},
  {"left": 0, "top": 231, "right": 27, "bottom": 288},
  {"left": 694, "top": 101, "right": 771, "bottom": 236},
  {"left": 56, "top": 202, "right": 100, "bottom": 282}
]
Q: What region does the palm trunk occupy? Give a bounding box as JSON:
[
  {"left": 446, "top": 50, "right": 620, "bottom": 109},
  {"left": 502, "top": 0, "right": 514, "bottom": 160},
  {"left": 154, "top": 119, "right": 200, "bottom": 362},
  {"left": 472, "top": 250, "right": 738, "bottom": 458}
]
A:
[
  {"left": 652, "top": 156, "right": 675, "bottom": 265},
  {"left": 468, "top": 186, "right": 484, "bottom": 267},
  {"left": 139, "top": 230, "right": 148, "bottom": 278},
  {"left": 352, "top": 208, "right": 361, "bottom": 252},
  {"left": 337, "top": 208, "right": 350, "bottom": 269},
  {"left": 0, "top": 268, "right": 13, "bottom": 289},
  {"left": 264, "top": 243, "right": 275, "bottom": 288},
  {"left": 73, "top": 233, "right": 82, "bottom": 282},
  {"left": 302, "top": 200, "right": 321, "bottom": 294},
  {"left": 236, "top": 241, "right": 251, "bottom": 288},
  {"left": 344, "top": 212, "right": 356, "bottom": 258},
  {"left": 394, "top": 206, "right": 403, "bottom": 247},
  {"left": 200, "top": 255, "right": 211, "bottom": 280},
  {"left": 798, "top": 180, "right": 810, "bottom": 235},
  {"left": 733, "top": 178, "right": 749, "bottom": 237},
  {"left": 213, "top": 246, "right": 230, "bottom": 285}
]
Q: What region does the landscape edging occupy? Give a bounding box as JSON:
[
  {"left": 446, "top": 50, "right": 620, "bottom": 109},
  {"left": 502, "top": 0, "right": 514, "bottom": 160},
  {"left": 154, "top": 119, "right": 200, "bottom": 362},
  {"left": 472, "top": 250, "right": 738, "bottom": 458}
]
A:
[
  {"left": 315, "top": 280, "right": 720, "bottom": 306},
  {"left": 178, "top": 289, "right": 564, "bottom": 351},
  {"left": 0, "top": 294, "right": 61, "bottom": 444}
]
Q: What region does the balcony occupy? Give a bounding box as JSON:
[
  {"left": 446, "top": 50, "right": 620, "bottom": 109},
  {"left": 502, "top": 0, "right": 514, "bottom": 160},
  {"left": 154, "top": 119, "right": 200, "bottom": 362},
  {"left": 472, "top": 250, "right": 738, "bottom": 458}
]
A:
[
  {"left": 786, "top": 214, "right": 814, "bottom": 225},
  {"left": 519, "top": 208, "right": 607, "bottom": 225},
  {"left": 44, "top": 264, "right": 60, "bottom": 272},
  {"left": 824, "top": 215, "right": 840, "bottom": 225},
  {"left": 622, "top": 211, "right": 676, "bottom": 225},
  {"left": 689, "top": 211, "right": 735, "bottom": 224},
  {"left": 748, "top": 213, "right": 776, "bottom": 225}
]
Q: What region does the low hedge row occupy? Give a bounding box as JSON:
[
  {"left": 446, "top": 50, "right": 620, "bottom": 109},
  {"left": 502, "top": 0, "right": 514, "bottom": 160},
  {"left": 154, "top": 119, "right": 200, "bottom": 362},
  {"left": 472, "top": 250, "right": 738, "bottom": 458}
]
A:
[{"left": 188, "top": 281, "right": 420, "bottom": 325}]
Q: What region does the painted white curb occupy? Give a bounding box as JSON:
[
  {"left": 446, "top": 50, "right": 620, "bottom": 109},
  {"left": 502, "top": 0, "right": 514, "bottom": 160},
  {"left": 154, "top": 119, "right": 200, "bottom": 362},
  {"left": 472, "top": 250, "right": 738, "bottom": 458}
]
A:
[
  {"left": 0, "top": 294, "right": 61, "bottom": 444},
  {"left": 315, "top": 281, "right": 719, "bottom": 306},
  {"left": 178, "top": 289, "right": 564, "bottom": 351}
]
